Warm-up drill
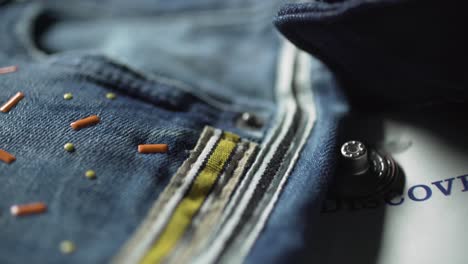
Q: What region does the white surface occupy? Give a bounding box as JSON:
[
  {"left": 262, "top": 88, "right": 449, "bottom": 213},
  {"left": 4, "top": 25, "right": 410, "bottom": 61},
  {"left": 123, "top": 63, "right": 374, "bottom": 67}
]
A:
[{"left": 314, "top": 115, "right": 468, "bottom": 264}]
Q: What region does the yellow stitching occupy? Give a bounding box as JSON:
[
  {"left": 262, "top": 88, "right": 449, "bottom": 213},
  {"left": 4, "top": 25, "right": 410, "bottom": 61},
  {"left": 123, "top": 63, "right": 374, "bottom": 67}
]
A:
[
  {"left": 112, "top": 127, "right": 214, "bottom": 264},
  {"left": 140, "top": 132, "right": 239, "bottom": 264},
  {"left": 170, "top": 142, "right": 258, "bottom": 264}
]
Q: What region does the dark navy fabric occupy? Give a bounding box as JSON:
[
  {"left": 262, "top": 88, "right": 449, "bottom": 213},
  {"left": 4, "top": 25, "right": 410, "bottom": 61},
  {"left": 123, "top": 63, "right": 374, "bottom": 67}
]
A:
[{"left": 275, "top": 0, "right": 468, "bottom": 110}]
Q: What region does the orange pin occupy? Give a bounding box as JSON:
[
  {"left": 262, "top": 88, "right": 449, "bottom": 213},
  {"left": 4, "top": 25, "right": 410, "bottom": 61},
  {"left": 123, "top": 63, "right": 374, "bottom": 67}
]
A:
[
  {"left": 1, "top": 92, "right": 24, "bottom": 113},
  {"left": 70, "top": 115, "right": 100, "bottom": 130},
  {"left": 0, "top": 65, "right": 17, "bottom": 75},
  {"left": 138, "top": 144, "right": 168, "bottom": 153},
  {"left": 0, "top": 149, "right": 15, "bottom": 164},
  {"left": 10, "top": 202, "right": 47, "bottom": 216}
]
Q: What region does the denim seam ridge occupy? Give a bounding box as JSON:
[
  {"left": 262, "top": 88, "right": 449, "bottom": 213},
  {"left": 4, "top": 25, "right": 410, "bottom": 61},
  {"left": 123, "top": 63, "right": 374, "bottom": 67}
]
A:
[
  {"left": 229, "top": 51, "right": 317, "bottom": 261},
  {"left": 195, "top": 40, "right": 298, "bottom": 263}
]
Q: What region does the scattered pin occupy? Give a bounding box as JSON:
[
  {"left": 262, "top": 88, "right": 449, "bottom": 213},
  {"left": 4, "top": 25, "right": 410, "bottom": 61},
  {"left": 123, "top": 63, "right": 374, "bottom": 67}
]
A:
[
  {"left": 70, "top": 115, "right": 100, "bottom": 130},
  {"left": 10, "top": 202, "right": 47, "bottom": 216},
  {"left": 64, "top": 143, "right": 75, "bottom": 152},
  {"left": 85, "top": 170, "right": 96, "bottom": 179},
  {"left": 138, "top": 144, "right": 168, "bottom": 154},
  {"left": 0, "top": 65, "right": 17, "bottom": 75},
  {"left": 0, "top": 149, "right": 15, "bottom": 164},
  {"left": 63, "top": 93, "right": 73, "bottom": 100},
  {"left": 59, "top": 240, "right": 76, "bottom": 254},
  {"left": 1, "top": 92, "right": 24, "bottom": 113},
  {"left": 106, "top": 92, "right": 117, "bottom": 100}
]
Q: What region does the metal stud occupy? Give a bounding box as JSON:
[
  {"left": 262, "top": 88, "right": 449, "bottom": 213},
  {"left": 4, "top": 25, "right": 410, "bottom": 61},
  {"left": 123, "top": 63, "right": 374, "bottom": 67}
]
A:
[
  {"left": 237, "top": 112, "right": 263, "bottom": 130},
  {"left": 333, "top": 140, "right": 403, "bottom": 198},
  {"left": 340, "top": 140, "right": 369, "bottom": 175}
]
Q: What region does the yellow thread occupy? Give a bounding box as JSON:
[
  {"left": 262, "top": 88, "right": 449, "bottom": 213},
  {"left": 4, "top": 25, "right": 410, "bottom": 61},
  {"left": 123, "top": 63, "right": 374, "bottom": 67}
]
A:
[{"left": 140, "top": 132, "right": 239, "bottom": 264}]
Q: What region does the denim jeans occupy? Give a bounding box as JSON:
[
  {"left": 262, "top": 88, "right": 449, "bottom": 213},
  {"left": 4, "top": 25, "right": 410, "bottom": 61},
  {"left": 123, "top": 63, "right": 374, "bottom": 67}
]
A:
[
  {"left": 0, "top": 0, "right": 346, "bottom": 263},
  {"left": 1, "top": 0, "right": 462, "bottom": 263}
]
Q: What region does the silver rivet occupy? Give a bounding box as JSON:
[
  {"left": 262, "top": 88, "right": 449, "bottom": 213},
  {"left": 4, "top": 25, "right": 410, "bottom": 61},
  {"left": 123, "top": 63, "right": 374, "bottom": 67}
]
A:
[
  {"left": 237, "top": 112, "right": 263, "bottom": 129},
  {"left": 341, "top": 141, "right": 369, "bottom": 175},
  {"left": 334, "top": 141, "right": 403, "bottom": 198}
]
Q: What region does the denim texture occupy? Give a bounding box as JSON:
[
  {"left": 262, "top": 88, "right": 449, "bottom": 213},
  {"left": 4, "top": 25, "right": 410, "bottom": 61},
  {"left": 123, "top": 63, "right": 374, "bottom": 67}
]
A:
[
  {"left": 6, "top": 0, "right": 464, "bottom": 262},
  {"left": 7, "top": 0, "right": 458, "bottom": 263},
  {"left": 0, "top": 53, "right": 254, "bottom": 264},
  {"left": 35, "top": 1, "right": 284, "bottom": 102},
  {"left": 0, "top": 1, "right": 301, "bottom": 263}
]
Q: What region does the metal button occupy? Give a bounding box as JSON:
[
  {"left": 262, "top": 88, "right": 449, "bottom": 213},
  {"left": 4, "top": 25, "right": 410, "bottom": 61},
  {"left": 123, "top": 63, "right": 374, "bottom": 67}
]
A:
[
  {"left": 341, "top": 140, "right": 369, "bottom": 175},
  {"left": 332, "top": 140, "right": 404, "bottom": 198}
]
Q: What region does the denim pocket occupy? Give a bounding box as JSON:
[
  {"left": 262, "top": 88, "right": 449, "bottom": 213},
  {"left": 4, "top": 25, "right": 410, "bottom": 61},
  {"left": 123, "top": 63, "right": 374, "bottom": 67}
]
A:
[
  {"left": 49, "top": 54, "right": 203, "bottom": 112},
  {"left": 0, "top": 49, "right": 267, "bottom": 264},
  {"left": 1, "top": 2, "right": 278, "bottom": 263}
]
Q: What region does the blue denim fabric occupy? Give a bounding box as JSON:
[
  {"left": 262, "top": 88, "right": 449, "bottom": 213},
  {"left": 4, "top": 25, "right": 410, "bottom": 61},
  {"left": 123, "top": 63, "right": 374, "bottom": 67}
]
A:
[
  {"left": 0, "top": 53, "right": 257, "bottom": 264},
  {"left": 7, "top": 0, "right": 468, "bottom": 263},
  {"left": 0, "top": 1, "right": 294, "bottom": 263},
  {"left": 7, "top": 0, "right": 461, "bottom": 263},
  {"left": 35, "top": 1, "right": 284, "bottom": 102}
]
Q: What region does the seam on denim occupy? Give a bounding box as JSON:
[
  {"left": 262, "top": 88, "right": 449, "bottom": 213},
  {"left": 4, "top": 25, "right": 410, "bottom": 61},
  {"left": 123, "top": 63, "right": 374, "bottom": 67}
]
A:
[
  {"left": 214, "top": 39, "right": 296, "bottom": 233},
  {"left": 195, "top": 40, "right": 298, "bottom": 264},
  {"left": 227, "top": 50, "right": 317, "bottom": 261},
  {"left": 9, "top": 2, "right": 278, "bottom": 113},
  {"left": 213, "top": 42, "right": 298, "bottom": 261},
  {"left": 113, "top": 127, "right": 221, "bottom": 264},
  {"left": 10, "top": 2, "right": 278, "bottom": 113},
  {"left": 46, "top": 54, "right": 270, "bottom": 114},
  {"left": 217, "top": 110, "right": 301, "bottom": 262},
  {"left": 13, "top": 2, "right": 279, "bottom": 61},
  {"left": 141, "top": 71, "right": 273, "bottom": 114},
  {"left": 165, "top": 141, "right": 258, "bottom": 264}
]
